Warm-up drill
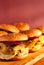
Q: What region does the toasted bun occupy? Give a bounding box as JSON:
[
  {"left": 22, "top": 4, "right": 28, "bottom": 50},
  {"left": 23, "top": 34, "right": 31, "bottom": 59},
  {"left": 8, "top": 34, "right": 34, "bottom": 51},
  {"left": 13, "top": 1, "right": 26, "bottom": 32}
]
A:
[
  {"left": 0, "top": 24, "right": 19, "bottom": 33},
  {"left": 37, "top": 26, "right": 44, "bottom": 34},
  {"left": 25, "top": 29, "right": 42, "bottom": 38},
  {"left": 0, "top": 31, "right": 8, "bottom": 36},
  {"left": 0, "top": 33, "right": 28, "bottom": 41},
  {"left": 14, "top": 22, "right": 30, "bottom": 32}
]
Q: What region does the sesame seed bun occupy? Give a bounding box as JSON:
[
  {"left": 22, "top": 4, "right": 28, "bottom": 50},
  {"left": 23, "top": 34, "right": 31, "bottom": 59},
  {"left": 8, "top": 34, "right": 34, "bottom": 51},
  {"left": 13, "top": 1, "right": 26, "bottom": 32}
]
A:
[
  {"left": 0, "top": 24, "right": 19, "bottom": 33},
  {"left": 37, "top": 26, "right": 44, "bottom": 34},
  {"left": 14, "top": 22, "right": 30, "bottom": 32},
  {"left": 0, "top": 33, "right": 28, "bottom": 41},
  {"left": 25, "top": 29, "right": 42, "bottom": 38}
]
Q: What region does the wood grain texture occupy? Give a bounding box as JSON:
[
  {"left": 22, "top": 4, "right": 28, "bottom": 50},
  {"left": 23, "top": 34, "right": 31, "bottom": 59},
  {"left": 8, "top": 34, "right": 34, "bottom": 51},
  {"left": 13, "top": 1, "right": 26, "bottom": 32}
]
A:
[{"left": 0, "top": 47, "right": 44, "bottom": 65}]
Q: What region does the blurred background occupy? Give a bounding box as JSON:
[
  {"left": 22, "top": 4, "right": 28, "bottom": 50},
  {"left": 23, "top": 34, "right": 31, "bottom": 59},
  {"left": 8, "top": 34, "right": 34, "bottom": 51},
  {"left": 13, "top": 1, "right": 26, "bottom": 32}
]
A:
[{"left": 0, "top": 0, "right": 44, "bottom": 28}]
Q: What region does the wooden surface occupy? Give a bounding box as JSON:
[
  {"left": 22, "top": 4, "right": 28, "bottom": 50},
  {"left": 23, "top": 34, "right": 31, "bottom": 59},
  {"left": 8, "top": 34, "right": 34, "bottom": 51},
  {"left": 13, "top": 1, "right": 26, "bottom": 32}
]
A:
[
  {"left": 0, "top": 47, "right": 44, "bottom": 65},
  {"left": 34, "top": 58, "right": 44, "bottom": 65}
]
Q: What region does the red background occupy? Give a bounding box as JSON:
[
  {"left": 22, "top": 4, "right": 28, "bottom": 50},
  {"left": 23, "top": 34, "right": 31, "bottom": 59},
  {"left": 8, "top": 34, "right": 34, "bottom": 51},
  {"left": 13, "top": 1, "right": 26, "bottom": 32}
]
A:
[{"left": 0, "top": 0, "right": 44, "bottom": 28}]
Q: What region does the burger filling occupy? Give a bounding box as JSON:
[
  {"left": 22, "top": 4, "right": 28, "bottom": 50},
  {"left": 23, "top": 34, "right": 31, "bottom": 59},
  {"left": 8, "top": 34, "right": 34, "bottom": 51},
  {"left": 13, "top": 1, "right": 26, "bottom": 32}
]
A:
[{"left": 0, "top": 42, "right": 29, "bottom": 60}]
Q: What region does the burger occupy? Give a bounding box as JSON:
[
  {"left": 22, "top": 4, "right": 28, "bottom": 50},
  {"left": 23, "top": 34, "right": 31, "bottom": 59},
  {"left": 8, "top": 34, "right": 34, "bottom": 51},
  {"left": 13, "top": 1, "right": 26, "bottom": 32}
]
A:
[
  {"left": 14, "top": 22, "right": 30, "bottom": 32},
  {"left": 24, "top": 29, "right": 43, "bottom": 52},
  {"left": 0, "top": 23, "right": 44, "bottom": 61},
  {"left": 0, "top": 33, "right": 29, "bottom": 60}
]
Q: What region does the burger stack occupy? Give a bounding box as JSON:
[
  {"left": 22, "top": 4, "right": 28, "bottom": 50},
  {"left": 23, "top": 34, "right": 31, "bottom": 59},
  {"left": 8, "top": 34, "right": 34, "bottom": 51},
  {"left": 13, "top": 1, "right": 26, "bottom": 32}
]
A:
[{"left": 0, "top": 23, "right": 44, "bottom": 60}]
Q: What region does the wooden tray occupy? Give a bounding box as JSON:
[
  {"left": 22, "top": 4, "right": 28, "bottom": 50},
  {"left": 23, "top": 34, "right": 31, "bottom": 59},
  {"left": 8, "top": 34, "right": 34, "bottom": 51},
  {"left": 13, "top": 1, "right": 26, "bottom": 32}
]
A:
[{"left": 0, "top": 47, "right": 44, "bottom": 65}]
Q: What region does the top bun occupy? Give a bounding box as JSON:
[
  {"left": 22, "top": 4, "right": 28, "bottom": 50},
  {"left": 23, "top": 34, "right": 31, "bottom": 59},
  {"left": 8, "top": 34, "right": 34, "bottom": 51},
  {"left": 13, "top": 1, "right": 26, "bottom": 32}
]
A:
[
  {"left": 14, "top": 22, "right": 30, "bottom": 32},
  {"left": 25, "top": 29, "right": 42, "bottom": 38},
  {"left": 0, "top": 33, "right": 28, "bottom": 41},
  {"left": 0, "top": 24, "right": 19, "bottom": 33},
  {"left": 37, "top": 26, "right": 44, "bottom": 34}
]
